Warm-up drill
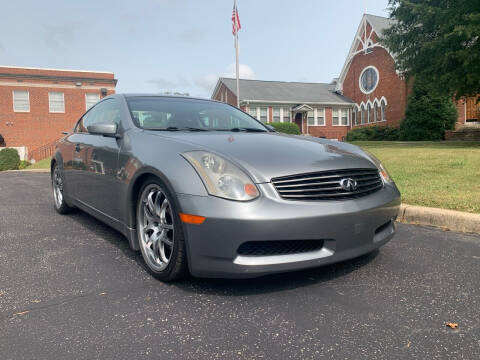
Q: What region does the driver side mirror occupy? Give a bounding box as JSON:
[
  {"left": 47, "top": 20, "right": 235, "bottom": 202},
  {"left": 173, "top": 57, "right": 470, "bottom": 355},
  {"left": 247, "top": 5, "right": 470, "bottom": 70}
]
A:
[
  {"left": 87, "top": 123, "right": 121, "bottom": 138},
  {"left": 265, "top": 124, "right": 277, "bottom": 132}
]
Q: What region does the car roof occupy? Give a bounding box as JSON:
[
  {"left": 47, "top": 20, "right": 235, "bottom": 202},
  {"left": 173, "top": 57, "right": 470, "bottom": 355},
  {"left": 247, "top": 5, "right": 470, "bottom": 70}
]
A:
[{"left": 121, "top": 93, "right": 220, "bottom": 103}]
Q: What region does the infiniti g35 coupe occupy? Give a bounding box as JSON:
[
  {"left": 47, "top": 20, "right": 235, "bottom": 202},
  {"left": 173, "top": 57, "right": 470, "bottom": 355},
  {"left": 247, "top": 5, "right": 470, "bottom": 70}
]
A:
[{"left": 51, "top": 94, "right": 401, "bottom": 281}]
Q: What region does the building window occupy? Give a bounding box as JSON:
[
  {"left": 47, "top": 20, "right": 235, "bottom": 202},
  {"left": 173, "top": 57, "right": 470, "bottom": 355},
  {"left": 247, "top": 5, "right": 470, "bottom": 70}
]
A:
[
  {"left": 374, "top": 102, "right": 378, "bottom": 122},
  {"left": 360, "top": 105, "right": 365, "bottom": 124},
  {"left": 86, "top": 93, "right": 100, "bottom": 111},
  {"left": 341, "top": 109, "right": 349, "bottom": 125},
  {"left": 13, "top": 90, "right": 30, "bottom": 112},
  {"left": 381, "top": 99, "right": 386, "bottom": 121},
  {"left": 48, "top": 92, "right": 65, "bottom": 113},
  {"left": 272, "top": 107, "right": 281, "bottom": 122},
  {"left": 352, "top": 109, "right": 357, "bottom": 125},
  {"left": 307, "top": 110, "right": 315, "bottom": 125},
  {"left": 283, "top": 108, "right": 290, "bottom": 122},
  {"left": 247, "top": 107, "right": 257, "bottom": 119},
  {"left": 359, "top": 66, "right": 379, "bottom": 94},
  {"left": 367, "top": 103, "right": 371, "bottom": 123},
  {"left": 260, "top": 107, "right": 268, "bottom": 122},
  {"left": 316, "top": 108, "right": 325, "bottom": 125}
]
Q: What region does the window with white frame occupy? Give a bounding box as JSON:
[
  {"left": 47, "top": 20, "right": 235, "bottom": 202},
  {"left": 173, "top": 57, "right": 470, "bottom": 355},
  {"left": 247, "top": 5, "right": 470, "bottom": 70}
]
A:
[
  {"left": 272, "top": 107, "right": 281, "bottom": 122},
  {"left": 260, "top": 107, "right": 268, "bottom": 122},
  {"left": 381, "top": 99, "right": 386, "bottom": 121},
  {"left": 247, "top": 107, "right": 257, "bottom": 119},
  {"left": 49, "top": 92, "right": 65, "bottom": 113},
  {"left": 332, "top": 109, "right": 339, "bottom": 125},
  {"left": 86, "top": 93, "right": 100, "bottom": 111},
  {"left": 283, "top": 108, "right": 290, "bottom": 122},
  {"left": 307, "top": 110, "right": 315, "bottom": 125},
  {"left": 360, "top": 105, "right": 365, "bottom": 124},
  {"left": 352, "top": 109, "right": 357, "bottom": 125},
  {"left": 367, "top": 103, "right": 371, "bottom": 123},
  {"left": 374, "top": 102, "right": 378, "bottom": 122},
  {"left": 13, "top": 90, "right": 30, "bottom": 112},
  {"left": 341, "top": 109, "right": 348, "bottom": 125},
  {"left": 316, "top": 108, "right": 325, "bottom": 125}
]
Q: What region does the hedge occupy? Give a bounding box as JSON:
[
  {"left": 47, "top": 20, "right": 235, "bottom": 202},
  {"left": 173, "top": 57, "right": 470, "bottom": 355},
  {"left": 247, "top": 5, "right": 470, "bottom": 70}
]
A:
[
  {"left": 269, "top": 122, "right": 301, "bottom": 135},
  {"left": 346, "top": 125, "right": 400, "bottom": 141},
  {"left": 0, "top": 148, "right": 21, "bottom": 171}
]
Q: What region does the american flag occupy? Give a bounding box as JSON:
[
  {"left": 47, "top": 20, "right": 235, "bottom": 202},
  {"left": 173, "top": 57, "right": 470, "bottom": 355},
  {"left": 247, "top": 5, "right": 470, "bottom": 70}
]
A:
[{"left": 232, "top": 3, "right": 241, "bottom": 35}]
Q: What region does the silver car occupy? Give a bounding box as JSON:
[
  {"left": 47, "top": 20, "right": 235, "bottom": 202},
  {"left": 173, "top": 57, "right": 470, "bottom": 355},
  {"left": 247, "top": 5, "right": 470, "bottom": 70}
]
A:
[{"left": 52, "top": 94, "right": 400, "bottom": 281}]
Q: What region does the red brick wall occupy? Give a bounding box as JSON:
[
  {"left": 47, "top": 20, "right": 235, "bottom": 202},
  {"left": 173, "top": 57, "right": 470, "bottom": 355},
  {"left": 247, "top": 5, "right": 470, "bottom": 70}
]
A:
[
  {"left": 455, "top": 98, "right": 466, "bottom": 127},
  {"left": 0, "top": 67, "right": 116, "bottom": 152},
  {"left": 212, "top": 83, "right": 237, "bottom": 107},
  {"left": 342, "top": 46, "right": 408, "bottom": 128}
]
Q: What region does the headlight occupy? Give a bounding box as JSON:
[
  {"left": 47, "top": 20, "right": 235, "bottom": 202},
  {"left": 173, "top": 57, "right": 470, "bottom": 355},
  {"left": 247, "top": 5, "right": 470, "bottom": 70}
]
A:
[
  {"left": 182, "top": 151, "right": 259, "bottom": 201},
  {"left": 365, "top": 151, "right": 393, "bottom": 183}
]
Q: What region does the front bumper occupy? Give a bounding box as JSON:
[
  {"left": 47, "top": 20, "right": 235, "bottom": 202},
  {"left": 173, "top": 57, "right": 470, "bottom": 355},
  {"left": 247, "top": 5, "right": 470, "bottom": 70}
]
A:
[{"left": 177, "top": 182, "right": 401, "bottom": 278}]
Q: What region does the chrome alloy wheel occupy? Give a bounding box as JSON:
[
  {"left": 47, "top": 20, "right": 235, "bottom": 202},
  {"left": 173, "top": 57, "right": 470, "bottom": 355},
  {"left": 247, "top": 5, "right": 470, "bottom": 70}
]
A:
[
  {"left": 138, "top": 185, "right": 175, "bottom": 271},
  {"left": 53, "top": 166, "right": 64, "bottom": 208}
]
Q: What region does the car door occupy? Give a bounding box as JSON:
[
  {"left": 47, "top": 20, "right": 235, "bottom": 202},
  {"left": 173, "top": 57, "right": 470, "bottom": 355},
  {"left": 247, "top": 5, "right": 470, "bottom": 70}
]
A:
[{"left": 68, "top": 98, "right": 123, "bottom": 220}]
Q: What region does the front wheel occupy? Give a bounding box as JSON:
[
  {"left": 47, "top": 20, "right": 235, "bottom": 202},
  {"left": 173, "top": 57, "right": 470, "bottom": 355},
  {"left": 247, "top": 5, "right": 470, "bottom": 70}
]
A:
[
  {"left": 136, "top": 178, "right": 188, "bottom": 281},
  {"left": 52, "top": 163, "right": 73, "bottom": 214}
]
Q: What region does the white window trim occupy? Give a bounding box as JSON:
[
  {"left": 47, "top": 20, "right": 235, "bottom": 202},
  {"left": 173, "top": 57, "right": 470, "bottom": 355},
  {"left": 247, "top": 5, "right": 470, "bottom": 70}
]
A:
[
  {"left": 48, "top": 92, "right": 65, "bottom": 113},
  {"left": 307, "top": 108, "right": 326, "bottom": 126},
  {"left": 332, "top": 108, "right": 350, "bottom": 126},
  {"left": 359, "top": 65, "right": 379, "bottom": 94},
  {"left": 283, "top": 107, "right": 291, "bottom": 123},
  {"left": 12, "top": 90, "right": 30, "bottom": 112},
  {"left": 272, "top": 107, "right": 281, "bottom": 123}
]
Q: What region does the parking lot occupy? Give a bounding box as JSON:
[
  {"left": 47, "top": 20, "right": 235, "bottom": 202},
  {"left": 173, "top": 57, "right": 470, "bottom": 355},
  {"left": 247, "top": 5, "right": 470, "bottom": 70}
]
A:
[{"left": 0, "top": 172, "right": 479, "bottom": 359}]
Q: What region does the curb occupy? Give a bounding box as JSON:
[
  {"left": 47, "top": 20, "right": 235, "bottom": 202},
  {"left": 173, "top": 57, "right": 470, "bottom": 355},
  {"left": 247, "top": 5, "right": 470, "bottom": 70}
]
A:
[
  {"left": 3, "top": 169, "right": 50, "bottom": 173},
  {"left": 397, "top": 204, "right": 480, "bottom": 234}
]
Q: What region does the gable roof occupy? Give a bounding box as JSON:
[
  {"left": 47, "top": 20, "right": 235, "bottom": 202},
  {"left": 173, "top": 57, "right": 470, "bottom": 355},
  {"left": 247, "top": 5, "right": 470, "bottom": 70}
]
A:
[
  {"left": 212, "top": 78, "right": 354, "bottom": 105},
  {"left": 364, "top": 14, "right": 395, "bottom": 38},
  {"left": 335, "top": 14, "right": 396, "bottom": 93}
]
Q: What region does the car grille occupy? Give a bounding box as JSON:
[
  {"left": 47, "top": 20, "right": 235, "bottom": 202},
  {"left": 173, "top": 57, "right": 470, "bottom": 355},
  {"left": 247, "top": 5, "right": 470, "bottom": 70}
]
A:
[
  {"left": 237, "top": 240, "right": 324, "bottom": 256},
  {"left": 271, "top": 168, "right": 383, "bottom": 201}
]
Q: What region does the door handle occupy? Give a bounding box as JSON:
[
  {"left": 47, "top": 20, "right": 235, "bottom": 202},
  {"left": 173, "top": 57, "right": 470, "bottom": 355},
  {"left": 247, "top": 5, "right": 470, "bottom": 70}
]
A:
[{"left": 75, "top": 144, "right": 81, "bottom": 152}]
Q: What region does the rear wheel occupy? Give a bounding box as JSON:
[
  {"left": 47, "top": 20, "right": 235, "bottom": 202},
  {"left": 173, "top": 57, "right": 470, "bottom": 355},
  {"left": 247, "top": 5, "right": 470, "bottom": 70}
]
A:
[
  {"left": 52, "top": 163, "right": 73, "bottom": 214},
  {"left": 136, "top": 178, "right": 188, "bottom": 281}
]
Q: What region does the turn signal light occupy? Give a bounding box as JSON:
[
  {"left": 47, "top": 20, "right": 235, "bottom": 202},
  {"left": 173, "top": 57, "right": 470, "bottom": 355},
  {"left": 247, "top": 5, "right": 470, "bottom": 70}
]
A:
[{"left": 179, "top": 213, "right": 206, "bottom": 225}]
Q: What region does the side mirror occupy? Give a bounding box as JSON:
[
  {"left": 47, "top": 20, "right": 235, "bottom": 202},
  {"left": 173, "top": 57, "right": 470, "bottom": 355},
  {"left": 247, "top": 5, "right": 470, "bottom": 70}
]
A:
[
  {"left": 87, "top": 123, "right": 121, "bottom": 138},
  {"left": 265, "top": 124, "right": 277, "bottom": 132}
]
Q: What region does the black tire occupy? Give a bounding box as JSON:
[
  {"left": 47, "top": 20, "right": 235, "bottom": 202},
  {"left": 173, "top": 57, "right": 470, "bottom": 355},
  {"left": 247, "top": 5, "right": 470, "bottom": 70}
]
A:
[
  {"left": 52, "top": 163, "right": 73, "bottom": 215},
  {"left": 136, "top": 177, "right": 188, "bottom": 281}
]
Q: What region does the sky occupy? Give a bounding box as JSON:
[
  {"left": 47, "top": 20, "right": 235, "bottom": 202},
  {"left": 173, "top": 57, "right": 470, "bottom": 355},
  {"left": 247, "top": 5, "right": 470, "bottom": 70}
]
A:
[{"left": 0, "top": 0, "right": 390, "bottom": 97}]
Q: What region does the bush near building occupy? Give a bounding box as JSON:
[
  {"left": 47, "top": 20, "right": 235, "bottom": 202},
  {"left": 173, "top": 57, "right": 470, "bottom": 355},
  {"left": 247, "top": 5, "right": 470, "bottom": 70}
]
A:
[
  {"left": 347, "top": 125, "right": 400, "bottom": 141},
  {"left": 0, "top": 148, "right": 20, "bottom": 171},
  {"left": 399, "top": 77, "right": 458, "bottom": 140},
  {"left": 269, "top": 122, "right": 301, "bottom": 135}
]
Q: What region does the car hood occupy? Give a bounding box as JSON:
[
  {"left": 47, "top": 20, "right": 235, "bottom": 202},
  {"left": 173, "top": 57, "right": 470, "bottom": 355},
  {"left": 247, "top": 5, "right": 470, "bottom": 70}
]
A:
[{"left": 151, "top": 131, "right": 377, "bottom": 183}]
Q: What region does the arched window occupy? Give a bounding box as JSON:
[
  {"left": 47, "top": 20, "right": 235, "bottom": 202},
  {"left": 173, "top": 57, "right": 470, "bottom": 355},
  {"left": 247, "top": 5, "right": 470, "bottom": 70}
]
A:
[
  {"left": 367, "top": 103, "right": 371, "bottom": 123},
  {"left": 352, "top": 109, "right": 357, "bottom": 125},
  {"left": 360, "top": 105, "right": 365, "bottom": 124},
  {"left": 374, "top": 102, "right": 378, "bottom": 122},
  {"left": 381, "top": 99, "right": 386, "bottom": 121}
]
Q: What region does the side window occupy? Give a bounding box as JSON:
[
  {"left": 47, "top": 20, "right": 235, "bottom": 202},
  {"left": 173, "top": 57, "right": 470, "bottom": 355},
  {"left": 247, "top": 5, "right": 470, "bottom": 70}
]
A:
[{"left": 75, "top": 99, "right": 121, "bottom": 133}]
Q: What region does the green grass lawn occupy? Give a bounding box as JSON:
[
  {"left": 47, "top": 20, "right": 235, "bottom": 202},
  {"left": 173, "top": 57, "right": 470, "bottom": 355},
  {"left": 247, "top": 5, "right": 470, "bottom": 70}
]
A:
[
  {"left": 352, "top": 141, "right": 480, "bottom": 214},
  {"left": 26, "top": 157, "right": 51, "bottom": 170}
]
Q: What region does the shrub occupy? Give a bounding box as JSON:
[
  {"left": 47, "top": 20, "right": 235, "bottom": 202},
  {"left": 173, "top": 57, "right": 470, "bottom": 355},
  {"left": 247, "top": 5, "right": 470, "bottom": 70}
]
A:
[
  {"left": 399, "top": 77, "right": 458, "bottom": 140},
  {"left": 269, "top": 122, "right": 301, "bottom": 135},
  {"left": 0, "top": 148, "right": 21, "bottom": 171},
  {"left": 18, "top": 160, "right": 31, "bottom": 170},
  {"left": 346, "top": 125, "right": 400, "bottom": 141}
]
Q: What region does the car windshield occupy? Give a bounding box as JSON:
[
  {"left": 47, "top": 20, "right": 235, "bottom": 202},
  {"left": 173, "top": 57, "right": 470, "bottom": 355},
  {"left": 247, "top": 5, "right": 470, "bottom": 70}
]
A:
[{"left": 126, "top": 97, "right": 268, "bottom": 132}]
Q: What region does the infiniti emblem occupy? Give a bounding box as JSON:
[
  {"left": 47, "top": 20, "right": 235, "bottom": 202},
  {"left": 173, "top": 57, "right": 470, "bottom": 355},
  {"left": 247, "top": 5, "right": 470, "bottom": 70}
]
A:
[{"left": 340, "top": 178, "right": 358, "bottom": 191}]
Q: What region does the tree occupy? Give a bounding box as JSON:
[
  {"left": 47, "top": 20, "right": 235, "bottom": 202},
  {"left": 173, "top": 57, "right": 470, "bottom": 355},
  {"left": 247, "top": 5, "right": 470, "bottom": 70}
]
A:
[
  {"left": 400, "top": 76, "right": 458, "bottom": 140},
  {"left": 382, "top": 0, "right": 480, "bottom": 99}
]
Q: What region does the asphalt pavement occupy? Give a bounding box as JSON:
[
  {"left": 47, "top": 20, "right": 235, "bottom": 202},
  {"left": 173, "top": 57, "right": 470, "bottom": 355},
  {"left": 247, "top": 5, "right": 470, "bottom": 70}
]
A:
[{"left": 0, "top": 172, "right": 479, "bottom": 360}]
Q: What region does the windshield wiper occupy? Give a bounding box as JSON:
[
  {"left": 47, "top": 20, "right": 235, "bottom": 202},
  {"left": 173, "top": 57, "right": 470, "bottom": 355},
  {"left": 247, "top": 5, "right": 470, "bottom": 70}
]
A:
[
  {"left": 145, "top": 126, "right": 208, "bottom": 131},
  {"left": 229, "top": 127, "right": 267, "bottom": 132}
]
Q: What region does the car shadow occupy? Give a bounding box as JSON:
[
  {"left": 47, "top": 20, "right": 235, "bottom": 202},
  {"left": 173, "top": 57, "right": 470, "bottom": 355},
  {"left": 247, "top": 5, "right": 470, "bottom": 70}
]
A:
[{"left": 67, "top": 208, "right": 379, "bottom": 296}]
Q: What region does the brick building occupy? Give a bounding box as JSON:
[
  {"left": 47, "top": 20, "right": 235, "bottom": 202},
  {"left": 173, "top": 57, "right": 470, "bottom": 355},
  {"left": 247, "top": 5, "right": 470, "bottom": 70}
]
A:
[
  {"left": 212, "top": 13, "right": 479, "bottom": 140},
  {"left": 212, "top": 78, "right": 355, "bottom": 140},
  {"left": 0, "top": 66, "right": 116, "bottom": 159}
]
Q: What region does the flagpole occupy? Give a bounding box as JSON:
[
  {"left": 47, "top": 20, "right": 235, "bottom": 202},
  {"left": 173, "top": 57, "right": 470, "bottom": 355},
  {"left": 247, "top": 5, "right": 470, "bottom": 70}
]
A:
[{"left": 234, "top": 0, "right": 240, "bottom": 108}]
